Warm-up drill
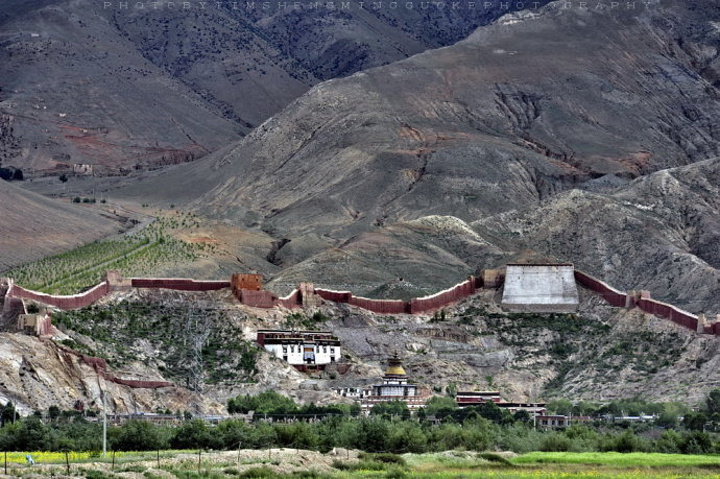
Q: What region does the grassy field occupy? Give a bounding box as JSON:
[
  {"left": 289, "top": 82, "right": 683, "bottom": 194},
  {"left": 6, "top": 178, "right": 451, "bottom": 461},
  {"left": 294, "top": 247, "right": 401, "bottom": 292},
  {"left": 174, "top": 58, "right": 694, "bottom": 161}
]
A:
[
  {"left": 5, "top": 450, "right": 720, "bottom": 478},
  {"left": 6, "top": 213, "right": 208, "bottom": 295},
  {"left": 513, "top": 451, "right": 720, "bottom": 467}
]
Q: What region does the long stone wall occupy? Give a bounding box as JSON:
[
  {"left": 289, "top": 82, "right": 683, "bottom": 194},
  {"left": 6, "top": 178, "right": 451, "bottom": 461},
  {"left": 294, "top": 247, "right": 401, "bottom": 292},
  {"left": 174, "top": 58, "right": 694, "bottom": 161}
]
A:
[
  {"left": 409, "top": 278, "right": 478, "bottom": 313},
  {"left": 5, "top": 276, "right": 231, "bottom": 314},
  {"left": 8, "top": 281, "right": 110, "bottom": 310},
  {"left": 6, "top": 268, "right": 715, "bottom": 336},
  {"left": 314, "top": 277, "right": 479, "bottom": 314},
  {"left": 276, "top": 289, "right": 301, "bottom": 309},
  {"left": 574, "top": 270, "right": 627, "bottom": 308},
  {"left": 131, "top": 278, "right": 230, "bottom": 291},
  {"left": 574, "top": 270, "right": 704, "bottom": 333},
  {"left": 636, "top": 297, "right": 699, "bottom": 332}
]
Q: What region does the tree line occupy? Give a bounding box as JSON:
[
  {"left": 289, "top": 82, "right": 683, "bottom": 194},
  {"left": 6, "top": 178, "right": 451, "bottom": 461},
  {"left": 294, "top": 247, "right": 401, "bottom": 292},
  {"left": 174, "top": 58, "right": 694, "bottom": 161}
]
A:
[{"left": 1, "top": 389, "right": 720, "bottom": 454}]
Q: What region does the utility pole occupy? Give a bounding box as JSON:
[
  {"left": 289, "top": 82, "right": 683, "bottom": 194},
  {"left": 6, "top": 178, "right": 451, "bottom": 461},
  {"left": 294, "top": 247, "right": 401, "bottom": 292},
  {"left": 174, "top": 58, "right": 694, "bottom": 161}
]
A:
[{"left": 102, "top": 391, "right": 107, "bottom": 457}]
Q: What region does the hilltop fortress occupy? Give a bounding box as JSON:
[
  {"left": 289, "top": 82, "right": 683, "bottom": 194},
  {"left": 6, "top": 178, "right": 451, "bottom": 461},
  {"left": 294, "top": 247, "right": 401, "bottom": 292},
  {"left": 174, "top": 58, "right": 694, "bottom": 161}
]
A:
[{"left": 2, "top": 263, "right": 719, "bottom": 337}]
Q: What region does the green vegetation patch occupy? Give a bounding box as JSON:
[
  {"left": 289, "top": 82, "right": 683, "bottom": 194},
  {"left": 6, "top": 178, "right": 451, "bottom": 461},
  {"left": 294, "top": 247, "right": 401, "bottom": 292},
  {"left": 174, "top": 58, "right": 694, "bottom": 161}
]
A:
[
  {"left": 7, "top": 215, "right": 205, "bottom": 295},
  {"left": 513, "top": 451, "right": 720, "bottom": 467},
  {"left": 455, "top": 305, "right": 688, "bottom": 395},
  {"left": 54, "top": 301, "right": 257, "bottom": 387}
]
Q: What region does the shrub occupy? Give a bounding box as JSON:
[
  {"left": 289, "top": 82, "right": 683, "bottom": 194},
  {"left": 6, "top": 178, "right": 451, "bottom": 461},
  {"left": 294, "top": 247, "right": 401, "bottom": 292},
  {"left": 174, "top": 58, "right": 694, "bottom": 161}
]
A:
[
  {"left": 540, "top": 433, "right": 572, "bottom": 452},
  {"left": 239, "top": 466, "right": 278, "bottom": 478}
]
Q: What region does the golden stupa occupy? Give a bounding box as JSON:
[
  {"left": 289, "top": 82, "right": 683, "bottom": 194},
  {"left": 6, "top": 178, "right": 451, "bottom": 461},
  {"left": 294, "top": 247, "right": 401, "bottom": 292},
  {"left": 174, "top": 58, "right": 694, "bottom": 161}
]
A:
[{"left": 385, "top": 351, "right": 407, "bottom": 376}]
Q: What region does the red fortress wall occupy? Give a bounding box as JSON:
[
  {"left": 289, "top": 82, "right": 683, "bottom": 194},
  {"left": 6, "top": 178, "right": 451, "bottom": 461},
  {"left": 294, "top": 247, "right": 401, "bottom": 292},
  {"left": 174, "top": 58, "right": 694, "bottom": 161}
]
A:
[
  {"left": 409, "top": 278, "right": 477, "bottom": 313},
  {"left": 131, "top": 278, "right": 230, "bottom": 291},
  {"left": 636, "top": 298, "right": 698, "bottom": 331},
  {"left": 575, "top": 270, "right": 702, "bottom": 333},
  {"left": 7, "top": 268, "right": 714, "bottom": 336},
  {"left": 313, "top": 277, "right": 478, "bottom": 315},
  {"left": 8, "top": 282, "right": 110, "bottom": 310},
  {"left": 574, "top": 270, "right": 627, "bottom": 308}
]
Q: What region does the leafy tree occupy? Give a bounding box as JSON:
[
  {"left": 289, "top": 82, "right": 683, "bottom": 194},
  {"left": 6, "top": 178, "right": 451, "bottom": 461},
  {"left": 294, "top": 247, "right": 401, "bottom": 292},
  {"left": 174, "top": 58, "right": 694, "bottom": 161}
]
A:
[
  {"left": 48, "top": 406, "right": 61, "bottom": 421},
  {"left": 351, "top": 419, "right": 390, "bottom": 452},
  {"left": 216, "top": 419, "right": 251, "bottom": 449},
  {"left": 243, "top": 422, "right": 277, "bottom": 449},
  {"left": 275, "top": 422, "right": 319, "bottom": 450},
  {"left": 655, "top": 429, "right": 682, "bottom": 453},
  {"left": 476, "top": 401, "right": 512, "bottom": 424},
  {"left": 656, "top": 402, "right": 687, "bottom": 429},
  {"left": 513, "top": 410, "right": 532, "bottom": 424},
  {"left": 706, "top": 388, "right": 720, "bottom": 414},
  {"left": 387, "top": 421, "right": 427, "bottom": 453},
  {"left": 547, "top": 399, "right": 573, "bottom": 415},
  {"left": 1, "top": 402, "right": 16, "bottom": 426},
  {"left": 540, "top": 432, "right": 571, "bottom": 452},
  {"left": 109, "top": 420, "right": 169, "bottom": 451},
  {"left": 171, "top": 419, "right": 217, "bottom": 449},
  {"left": 14, "top": 417, "right": 53, "bottom": 451},
  {"left": 458, "top": 415, "right": 496, "bottom": 451},
  {"left": 680, "top": 430, "right": 714, "bottom": 454},
  {"left": 683, "top": 411, "right": 708, "bottom": 431},
  {"left": 423, "top": 396, "right": 457, "bottom": 418},
  {"left": 370, "top": 401, "right": 409, "bottom": 418},
  {"left": 228, "top": 391, "right": 297, "bottom": 415}
]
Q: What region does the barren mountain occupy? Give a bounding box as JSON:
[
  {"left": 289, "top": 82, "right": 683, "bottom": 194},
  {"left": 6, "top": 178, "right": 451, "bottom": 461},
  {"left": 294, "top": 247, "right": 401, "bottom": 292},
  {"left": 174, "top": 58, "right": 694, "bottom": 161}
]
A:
[
  {"left": 0, "top": 0, "right": 544, "bottom": 173},
  {"left": 0, "top": 180, "right": 121, "bottom": 271},
  {"left": 112, "top": 0, "right": 720, "bottom": 312}
]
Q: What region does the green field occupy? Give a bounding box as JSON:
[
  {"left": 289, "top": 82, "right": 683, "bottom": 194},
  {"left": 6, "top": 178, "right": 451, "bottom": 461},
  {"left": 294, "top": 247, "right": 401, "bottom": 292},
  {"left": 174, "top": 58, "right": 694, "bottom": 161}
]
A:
[
  {"left": 6, "top": 214, "right": 206, "bottom": 295},
  {"left": 513, "top": 451, "right": 720, "bottom": 467},
  {"left": 4, "top": 450, "right": 720, "bottom": 478}
]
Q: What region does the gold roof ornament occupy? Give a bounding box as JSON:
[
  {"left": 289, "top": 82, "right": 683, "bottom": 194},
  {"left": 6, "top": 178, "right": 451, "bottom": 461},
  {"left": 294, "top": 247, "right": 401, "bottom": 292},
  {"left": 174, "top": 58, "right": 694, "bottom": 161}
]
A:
[{"left": 385, "top": 351, "right": 407, "bottom": 376}]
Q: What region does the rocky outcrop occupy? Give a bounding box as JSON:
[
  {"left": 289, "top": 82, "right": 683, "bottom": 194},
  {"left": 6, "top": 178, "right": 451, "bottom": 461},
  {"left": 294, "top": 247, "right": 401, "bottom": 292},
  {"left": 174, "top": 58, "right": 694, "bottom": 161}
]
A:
[{"left": 0, "top": 334, "right": 223, "bottom": 415}]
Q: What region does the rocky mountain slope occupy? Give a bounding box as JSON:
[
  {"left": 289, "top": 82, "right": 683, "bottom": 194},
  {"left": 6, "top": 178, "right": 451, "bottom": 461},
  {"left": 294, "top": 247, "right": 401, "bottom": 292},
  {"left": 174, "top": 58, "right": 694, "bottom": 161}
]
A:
[
  {"left": 112, "top": 0, "right": 720, "bottom": 313},
  {"left": 0, "top": 0, "right": 543, "bottom": 173}
]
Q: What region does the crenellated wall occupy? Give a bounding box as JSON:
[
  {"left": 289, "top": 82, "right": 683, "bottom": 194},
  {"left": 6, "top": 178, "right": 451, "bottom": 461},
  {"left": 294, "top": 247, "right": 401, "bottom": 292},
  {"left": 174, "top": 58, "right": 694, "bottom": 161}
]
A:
[
  {"left": 636, "top": 297, "right": 699, "bottom": 331},
  {"left": 574, "top": 270, "right": 627, "bottom": 308},
  {"left": 409, "top": 277, "right": 477, "bottom": 313},
  {"left": 276, "top": 289, "right": 301, "bottom": 309}
]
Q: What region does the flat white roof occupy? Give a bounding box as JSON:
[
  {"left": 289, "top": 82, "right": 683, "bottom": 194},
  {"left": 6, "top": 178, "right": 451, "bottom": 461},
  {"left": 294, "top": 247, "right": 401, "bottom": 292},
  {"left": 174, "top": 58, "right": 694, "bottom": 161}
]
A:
[{"left": 501, "top": 264, "right": 579, "bottom": 311}]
